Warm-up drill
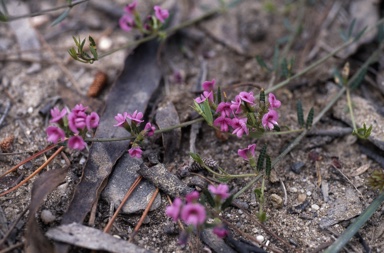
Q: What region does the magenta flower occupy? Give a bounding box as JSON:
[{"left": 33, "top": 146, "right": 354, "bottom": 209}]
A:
[
  {"left": 114, "top": 112, "right": 128, "bottom": 127},
  {"left": 119, "top": 15, "right": 134, "bottom": 32},
  {"left": 216, "top": 102, "right": 232, "bottom": 117},
  {"left": 238, "top": 144, "right": 256, "bottom": 160},
  {"left": 213, "top": 226, "right": 228, "bottom": 238},
  {"left": 268, "top": 93, "right": 281, "bottom": 109},
  {"left": 213, "top": 116, "right": 232, "bottom": 132},
  {"left": 165, "top": 198, "right": 182, "bottom": 222},
  {"left": 208, "top": 184, "right": 230, "bottom": 200},
  {"left": 49, "top": 107, "right": 67, "bottom": 123},
  {"left": 195, "top": 91, "right": 213, "bottom": 104},
  {"left": 68, "top": 111, "right": 87, "bottom": 134},
  {"left": 231, "top": 117, "right": 249, "bottom": 138},
  {"left": 202, "top": 79, "right": 215, "bottom": 92},
  {"left": 128, "top": 146, "right": 143, "bottom": 158},
  {"left": 180, "top": 203, "right": 206, "bottom": 227},
  {"left": 154, "top": 6, "right": 169, "bottom": 23},
  {"left": 123, "top": 1, "right": 137, "bottom": 15},
  {"left": 239, "top": 91, "right": 255, "bottom": 105},
  {"left": 186, "top": 191, "right": 199, "bottom": 203},
  {"left": 230, "top": 95, "right": 242, "bottom": 114},
  {"left": 262, "top": 110, "right": 279, "bottom": 130},
  {"left": 71, "top": 104, "right": 87, "bottom": 114},
  {"left": 46, "top": 126, "right": 66, "bottom": 144},
  {"left": 68, "top": 136, "right": 86, "bottom": 150},
  {"left": 127, "top": 110, "right": 144, "bottom": 125},
  {"left": 86, "top": 112, "right": 99, "bottom": 131},
  {"left": 144, "top": 122, "right": 156, "bottom": 137}
]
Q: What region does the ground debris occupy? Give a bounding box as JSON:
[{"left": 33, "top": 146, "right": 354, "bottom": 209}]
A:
[{"left": 46, "top": 223, "right": 152, "bottom": 253}]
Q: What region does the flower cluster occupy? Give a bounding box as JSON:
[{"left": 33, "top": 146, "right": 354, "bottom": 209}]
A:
[
  {"left": 46, "top": 104, "right": 99, "bottom": 150},
  {"left": 165, "top": 184, "right": 230, "bottom": 245},
  {"left": 194, "top": 79, "right": 281, "bottom": 138},
  {"left": 119, "top": 1, "right": 169, "bottom": 33},
  {"left": 113, "top": 110, "right": 156, "bottom": 158}
]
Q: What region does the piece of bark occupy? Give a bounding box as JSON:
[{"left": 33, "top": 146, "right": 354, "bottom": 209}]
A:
[
  {"left": 200, "top": 229, "right": 237, "bottom": 253},
  {"left": 25, "top": 165, "right": 69, "bottom": 253},
  {"left": 57, "top": 41, "right": 162, "bottom": 252},
  {"left": 137, "top": 163, "right": 193, "bottom": 198},
  {"left": 102, "top": 155, "right": 161, "bottom": 214},
  {"left": 155, "top": 101, "right": 181, "bottom": 164},
  {"left": 46, "top": 223, "right": 152, "bottom": 253}
]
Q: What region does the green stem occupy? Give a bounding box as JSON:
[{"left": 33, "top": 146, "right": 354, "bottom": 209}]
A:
[
  {"left": 259, "top": 176, "right": 265, "bottom": 214},
  {"left": 324, "top": 191, "right": 384, "bottom": 253},
  {"left": 265, "top": 128, "right": 304, "bottom": 135},
  {"left": 345, "top": 87, "right": 357, "bottom": 131},
  {"left": 233, "top": 173, "right": 263, "bottom": 200},
  {"left": 1, "top": 0, "right": 89, "bottom": 22},
  {"left": 85, "top": 117, "right": 204, "bottom": 142}
]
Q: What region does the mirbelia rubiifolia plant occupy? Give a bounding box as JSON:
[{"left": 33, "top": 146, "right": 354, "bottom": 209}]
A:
[{"left": 1, "top": 1, "right": 384, "bottom": 251}]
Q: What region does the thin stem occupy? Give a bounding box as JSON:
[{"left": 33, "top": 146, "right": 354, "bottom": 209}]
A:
[
  {"left": 1, "top": 0, "right": 89, "bottom": 22},
  {"left": 346, "top": 87, "right": 357, "bottom": 131},
  {"left": 233, "top": 173, "right": 263, "bottom": 200},
  {"left": 265, "top": 128, "right": 305, "bottom": 135},
  {"left": 85, "top": 117, "right": 204, "bottom": 143}
]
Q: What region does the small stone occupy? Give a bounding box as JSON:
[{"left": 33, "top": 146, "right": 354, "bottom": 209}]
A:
[
  {"left": 256, "top": 235, "right": 264, "bottom": 244},
  {"left": 306, "top": 191, "right": 312, "bottom": 196},
  {"left": 269, "top": 169, "right": 279, "bottom": 183},
  {"left": 41, "top": 210, "right": 56, "bottom": 224},
  {"left": 27, "top": 107, "right": 33, "bottom": 114},
  {"left": 270, "top": 194, "right": 283, "bottom": 208},
  {"left": 311, "top": 204, "right": 320, "bottom": 211},
  {"left": 297, "top": 193, "right": 306, "bottom": 203},
  {"left": 289, "top": 187, "right": 298, "bottom": 193},
  {"left": 79, "top": 157, "right": 86, "bottom": 165},
  {"left": 291, "top": 162, "right": 305, "bottom": 174}
]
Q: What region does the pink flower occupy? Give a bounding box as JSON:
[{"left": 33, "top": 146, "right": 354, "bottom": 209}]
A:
[
  {"left": 202, "top": 79, "right": 215, "bottom": 92},
  {"left": 68, "top": 136, "right": 86, "bottom": 150},
  {"left": 231, "top": 117, "right": 249, "bottom": 138},
  {"left": 119, "top": 15, "right": 134, "bottom": 32},
  {"left": 180, "top": 203, "right": 206, "bottom": 227},
  {"left": 123, "top": 1, "right": 137, "bottom": 15},
  {"left": 49, "top": 107, "right": 67, "bottom": 123},
  {"left": 127, "top": 110, "right": 144, "bottom": 125},
  {"left": 268, "top": 93, "right": 281, "bottom": 109},
  {"left": 128, "top": 146, "right": 143, "bottom": 158},
  {"left": 68, "top": 111, "right": 87, "bottom": 134},
  {"left": 262, "top": 110, "right": 279, "bottom": 130},
  {"left": 71, "top": 104, "right": 87, "bottom": 115},
  {"left": 114, "top": 112, "right": 128, "bottom": 127},
  {"left": 195, "top": 91, "right": 213, "bottom": 104},
  {"left": 216, "top": 102, "right": 232, "bottom": 117},
  {"left": 86, "top": 112, "right": 99, "bottom": 131},
  {"left": 154, "top": 6, "right": 169, "bottom": 23},
  {"left": 186, "top": 191, "right": 199, "bottom": 203},
  {"left": 46, "top": 126, "right": 66, "bottom": 144},
  {"left": 213, "top": 116, "right": 232, "bottom": 132},
  {"left": 238, "top": 144, "right": 256, "bottom": 160},
  {"left": 144, "top": 122, "right": 156, "bottom": 137},
  {"left": 213, "top": 226, "right": 228, "bottom": 238},
  {"left": 239, "top": 91, "right": 255, "bottom": 105},
  {"left": 166, "top": 198, "right": 182, "bottom": 222},
  {"left": 230, "top": 95, "right": 242, "bottom": 114},
  {"left": 208, "top": 184, "right": 230, "bottom": 200}
]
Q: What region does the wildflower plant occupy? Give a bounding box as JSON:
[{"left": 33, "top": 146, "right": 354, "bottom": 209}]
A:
[
  {"left": 166, "top": 184, "right": 233, "bottom": 245},
  {"left": 46, "top": 104, "right": 99, "bottom": 151}
]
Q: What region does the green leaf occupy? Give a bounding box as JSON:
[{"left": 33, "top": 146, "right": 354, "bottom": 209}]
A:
[
  {"left": 201, "top": 100, "right": 213, "bottom": 126},
  {"left": 248, "top": 130, "right": 264, "bottom": 139},
  {"left": 193, "top": 101, "right": 204, "bottom": 115},
  {"left": 51, "top": 8, "right": 70, "bottom": 26},
  {"left": 257, "top": 211, "right": 267, "bottom": 222},
  {"left": 189, "top": 152, "right": 204, "bottom": 165},
  {"left": 306, "top": 108, "right": 314, "bottom": 129},
  {"left": 257, "top": 145, "right": 267, "bottom": 172},
  {"left": 202, "top": 187, "right": 215, "bottom": 208},
  {"left": 353, "top": 26, "right": 367, "bottom": 42},
  {"left": 259, "top": 89, "right": 265, "bottom": 103},
  {"left": 353, "top": 123, "right": 372, "bottom": 139},
  {"left": 221, "top": 194, "right": 234, "bottom": 211},
  {"left": 349, "top": 66, "right": 367, "bottom": 90},
  {"left": 281, "top": 58, "right": 289, "bottom": 78},
  {"left": 216, "top": 86, "right": 222, "bottom": 104},
  {"left": 296, "top": 100, "right": 304, "bottom": 127},
  {"left": 256, "top": 56, "right": 271, "bottom": 72},
  {"left": 89, "top": 46, "right": 98, "bottom": 60},
  {"left": 273, "top": 124, "right": 280, "bottom": 131},
  {"left": 265, "top": 154, "right": 271, "bottom": 177},
  {"left": 254, "top": 188, "right": 262, "bottom": 200}
]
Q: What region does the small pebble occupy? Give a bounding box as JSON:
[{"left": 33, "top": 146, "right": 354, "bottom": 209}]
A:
[
  {"left": 27, "top": 107, "right": 33, "bottom": 114},
  {"left": 290, "top": 187, "right": 298, "bottom": 193},
  {"left": 270, "top": 194, "right": 283, "bottom": 208},
  {"left": 79, "top": 157, "right": 86, "bottom": 165},
  {"left": 311, "top": 204, "right": 320, "bottom": 210},
  {"left": 306, "top": 191, "right": 312, "bottom": 196},
  {"left": 41, "top": 209, "right": 56, "bottom": 224},
  {"left": 297, "top": 193, "right": 306, "bottom": 203},
  {"left": 256, "top": 235, "right": 264, "bottom": 244}
]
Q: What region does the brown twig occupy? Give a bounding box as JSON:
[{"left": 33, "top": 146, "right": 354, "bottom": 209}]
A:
[
  {"left": 103, "top": 176, "right": 142, "bottom": 233},
  {"left": 0, "top": 145, "right": 57, "bottom": 179},
  {"left": 0, "top": 146, "right": 64, "bottom": 197},
  {"left": 0, "top": 242, "right": 24, "bottom": 253},
  {"left": 129, "top": 188, "right": 160, "bottom": 242}
]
